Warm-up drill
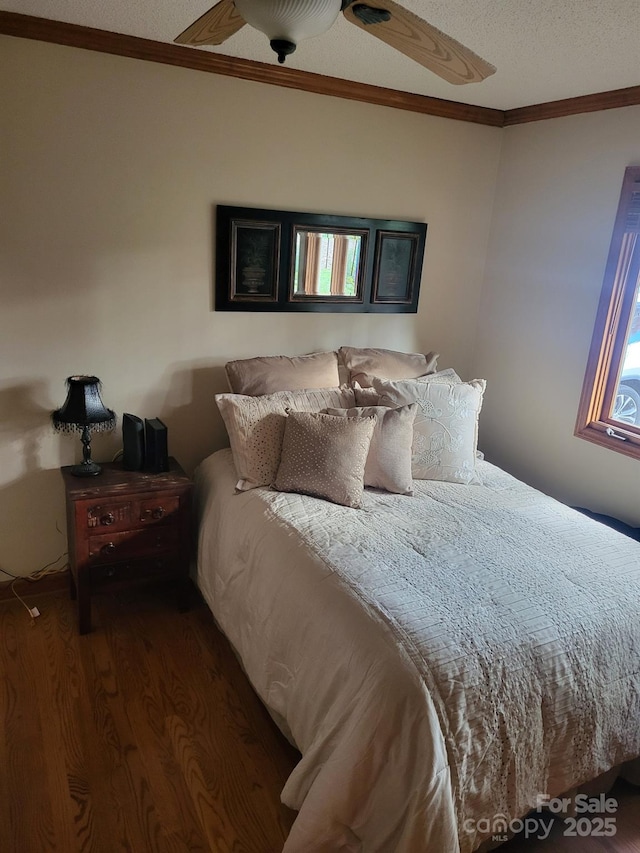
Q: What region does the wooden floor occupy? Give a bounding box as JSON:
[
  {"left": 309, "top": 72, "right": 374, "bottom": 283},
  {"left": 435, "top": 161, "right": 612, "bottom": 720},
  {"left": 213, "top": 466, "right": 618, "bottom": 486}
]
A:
[
  {"left": 0, "top": 587, "right": 299, "bottom": 853},
  {"left": 1, "top": 587, "right": 639, "bottom": 853}
]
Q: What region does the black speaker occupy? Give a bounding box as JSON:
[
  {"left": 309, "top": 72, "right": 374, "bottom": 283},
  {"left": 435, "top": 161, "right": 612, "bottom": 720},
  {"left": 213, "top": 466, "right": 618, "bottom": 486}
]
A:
[
  {"left": 145, "top": 417, "right": 168, "bottom": 473},
  {"left": 122, "top": 413, "right": 145, "bottom": 471}
]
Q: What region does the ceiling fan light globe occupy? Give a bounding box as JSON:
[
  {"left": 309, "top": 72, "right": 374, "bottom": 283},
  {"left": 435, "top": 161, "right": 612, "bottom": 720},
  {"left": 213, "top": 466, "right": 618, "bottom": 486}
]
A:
[{"left": 234, "top": 0, "right": 342, "bottom": 43}]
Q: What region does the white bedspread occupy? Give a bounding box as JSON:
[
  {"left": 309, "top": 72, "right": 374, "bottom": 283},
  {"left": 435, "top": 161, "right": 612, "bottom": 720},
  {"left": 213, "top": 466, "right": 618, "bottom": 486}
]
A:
[{"left": 196, "top": 449, "right": 640, "bottom": 853}]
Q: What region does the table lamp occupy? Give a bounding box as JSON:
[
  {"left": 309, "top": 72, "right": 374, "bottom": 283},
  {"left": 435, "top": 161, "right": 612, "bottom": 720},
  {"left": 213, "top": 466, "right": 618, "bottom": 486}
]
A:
[{"left": 52, "top": 376, "right": 116, "bottom": 476}]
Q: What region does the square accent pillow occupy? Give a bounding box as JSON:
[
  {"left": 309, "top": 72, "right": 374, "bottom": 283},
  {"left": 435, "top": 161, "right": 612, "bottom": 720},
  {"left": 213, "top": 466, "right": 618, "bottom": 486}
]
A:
[
  {"left": 371, "top": 376, "right": 486, "bottom": 484},
  {"left": 225, "top": 351, "right": 340, "bottom": 395},
  {"left": 216, "top": 385, "right": 356, "bottom": 491},
  {"left": 324, "top": 404, "right": 416, "bottom": 495},
  {"left": 274, "top": 411, "right": 375, "bottom": 508},
  {"left": 339, "top": 346, "right": 438, "bottom": 385}
]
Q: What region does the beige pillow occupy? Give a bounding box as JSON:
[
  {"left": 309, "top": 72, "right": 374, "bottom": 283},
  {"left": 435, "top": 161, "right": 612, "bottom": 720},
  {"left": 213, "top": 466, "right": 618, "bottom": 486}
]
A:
[
  {"left": 324, "top": 405, "right": 416, "bottom": 495},
  {"left": 216, "top": 385, "right": 356, "bottom": 491},
  {"left": 225, "top": 351, "right": 340, "bottom": 395},
  {"left": 339, "top": 346, "right": 438, "bottom": 385},
  {"left": 274, "top": 411, "right": 375, "bottom": 508},
  {"left": 371, "top": 376, "right": 486, "bottom": 484}
]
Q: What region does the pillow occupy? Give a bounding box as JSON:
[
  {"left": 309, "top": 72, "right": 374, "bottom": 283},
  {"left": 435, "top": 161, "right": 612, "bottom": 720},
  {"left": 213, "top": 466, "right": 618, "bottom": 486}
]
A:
[
  {"left": 371, "top": 376, "right": 486, "bottom": 484},
  {"left": 353, "top": 369, "right": 461, "bottom": 405},
  {"left": 324, "top": 405, "right": 416, "bottom": 495},
  {"left": 225, "top": 351, "right": 340, "bottom": 395},
  {"left": 414, "top": 367, "right": 462, "bottom": 384},
  {"left": 352, "top": 383, "right": 382, "bottom": 406},
  {"left": 339, "top": 346, "right": 439, "bottom": 385},
  {"left": 274, "top": 411, "right": 375, "bottom": 508},
  {"left": 216, "top": 385, "right": 356, "bottom": 490}
]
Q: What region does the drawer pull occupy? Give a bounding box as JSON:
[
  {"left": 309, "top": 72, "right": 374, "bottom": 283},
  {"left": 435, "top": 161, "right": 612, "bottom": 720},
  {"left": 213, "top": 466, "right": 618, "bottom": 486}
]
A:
[
  {"left": 101, "top": 542, "right": 116, "bottom": 557},
  {"left": 100, "top": 512, "right": 115, "bottom": 526},
  {"left": 152, "top": 507, "right": 165, "bottom": 519}
]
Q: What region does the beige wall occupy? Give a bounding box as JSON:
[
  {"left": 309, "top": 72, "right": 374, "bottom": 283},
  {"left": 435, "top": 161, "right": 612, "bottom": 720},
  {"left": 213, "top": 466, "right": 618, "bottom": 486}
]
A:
[
  {"left": 473, "top": 106, "right": 640, "bottom": 525},
  {"left": 0, "top": 37, "right": 502, "bottom": 575}
]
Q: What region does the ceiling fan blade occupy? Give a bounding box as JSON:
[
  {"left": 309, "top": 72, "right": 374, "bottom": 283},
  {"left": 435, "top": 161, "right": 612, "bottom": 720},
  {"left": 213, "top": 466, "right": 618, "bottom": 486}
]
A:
[
  {"left": 342, "top": 0, "right": 496, "bottom": 85},
  {"left": 175, "top": 0, "right": 246, "bottom": 46}
]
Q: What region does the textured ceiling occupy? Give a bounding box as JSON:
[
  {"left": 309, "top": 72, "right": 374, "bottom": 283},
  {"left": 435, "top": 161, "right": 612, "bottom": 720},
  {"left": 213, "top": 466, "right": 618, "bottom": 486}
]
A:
[{"left": 3, "top": 0, "right": 640, "bottom": 110}]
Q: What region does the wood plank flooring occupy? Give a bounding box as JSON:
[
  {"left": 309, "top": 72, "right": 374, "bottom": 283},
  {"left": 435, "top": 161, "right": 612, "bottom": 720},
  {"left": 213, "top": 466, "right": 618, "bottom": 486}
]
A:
[
  {"left": 0, "top": 587, "right": 298, "bottom": 853},
  {"left": 1, "top": 587, "right": 639, "bottom": 852}
]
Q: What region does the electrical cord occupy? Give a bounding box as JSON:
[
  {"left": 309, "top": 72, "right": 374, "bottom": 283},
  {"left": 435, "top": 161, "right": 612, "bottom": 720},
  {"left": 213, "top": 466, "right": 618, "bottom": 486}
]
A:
[
  {"left": 1, "top": 551, "right": 69, "bottom": 624},
  {"left": 0, "top": 552, "right": 68, "bottom": 580}
]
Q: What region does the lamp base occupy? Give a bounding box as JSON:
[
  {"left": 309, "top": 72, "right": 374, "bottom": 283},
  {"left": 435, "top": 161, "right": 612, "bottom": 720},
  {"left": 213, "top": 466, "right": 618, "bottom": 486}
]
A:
[{"left": 70, "top": 461, "right": 102, "bottom": 477}]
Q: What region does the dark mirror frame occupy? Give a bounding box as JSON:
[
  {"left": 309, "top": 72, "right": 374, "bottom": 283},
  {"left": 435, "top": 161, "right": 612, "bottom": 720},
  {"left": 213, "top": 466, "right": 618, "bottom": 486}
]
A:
[{"left": 215, "top": 205, "right": 427, "bottom": 313}]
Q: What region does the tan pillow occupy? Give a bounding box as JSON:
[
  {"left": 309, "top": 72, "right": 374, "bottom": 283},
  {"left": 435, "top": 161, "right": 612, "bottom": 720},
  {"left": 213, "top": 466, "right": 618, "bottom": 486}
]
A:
[
  {"left": 324, "top": 405, "right": 416, "bottom": 495},
  {"left": 225, "top": 351, "right": 340, "bottom": 395},
  {"left": 216, "top": 385, "right": 356, "bottom": 491},
  {"left": 274, "top": 411, "right": 375, "bottom": 508},
  {"left": 339, "top": 346, "right": 438, "bottom": 385},
  {"left": 371, "top": 376, "right": 486, "bottom": 484}
]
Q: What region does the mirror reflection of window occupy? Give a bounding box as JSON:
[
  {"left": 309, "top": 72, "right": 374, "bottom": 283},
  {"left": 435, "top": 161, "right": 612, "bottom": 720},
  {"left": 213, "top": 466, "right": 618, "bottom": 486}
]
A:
[{"left": 293, "top": 231, "right": 362, "bottom": 297}]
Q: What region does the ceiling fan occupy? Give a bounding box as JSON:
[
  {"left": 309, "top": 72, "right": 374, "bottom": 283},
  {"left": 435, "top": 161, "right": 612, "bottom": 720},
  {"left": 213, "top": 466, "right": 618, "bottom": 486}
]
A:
[{"left": 175, "top": 0, "right": 496, "bottom": 85}]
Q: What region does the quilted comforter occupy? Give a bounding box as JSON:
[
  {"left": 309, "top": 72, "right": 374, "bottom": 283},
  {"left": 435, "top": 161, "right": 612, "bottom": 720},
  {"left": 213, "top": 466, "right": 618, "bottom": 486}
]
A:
[{"left": 196, "top": 449, "right": 640, "bottom": 852}]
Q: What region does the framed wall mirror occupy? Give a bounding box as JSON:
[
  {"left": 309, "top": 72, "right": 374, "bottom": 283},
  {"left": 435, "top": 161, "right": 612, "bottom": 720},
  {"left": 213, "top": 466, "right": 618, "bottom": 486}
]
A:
[
  {"left": 215, "top": 205, "right": 427, "bottom": 313},
  {"left": 290, "top": 226, "right": 368, "bottom": 302}
]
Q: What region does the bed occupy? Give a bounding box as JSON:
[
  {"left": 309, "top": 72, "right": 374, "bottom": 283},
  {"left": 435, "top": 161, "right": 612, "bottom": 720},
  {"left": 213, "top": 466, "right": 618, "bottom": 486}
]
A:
[{"left": 196, "top": 449, "right": 640, "bottom": 852}]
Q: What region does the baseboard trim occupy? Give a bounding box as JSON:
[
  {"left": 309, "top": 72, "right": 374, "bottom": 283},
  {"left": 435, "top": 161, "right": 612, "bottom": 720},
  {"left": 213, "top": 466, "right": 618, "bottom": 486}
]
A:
[{"left": 0, "top": 568, "right": 69, "bottom": 603}]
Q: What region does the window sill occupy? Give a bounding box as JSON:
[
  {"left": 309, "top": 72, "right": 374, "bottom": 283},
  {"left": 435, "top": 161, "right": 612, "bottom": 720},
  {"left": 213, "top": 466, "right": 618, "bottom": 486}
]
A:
[{"left": 575, "top": 420, "right": 640, "bottom": 461}]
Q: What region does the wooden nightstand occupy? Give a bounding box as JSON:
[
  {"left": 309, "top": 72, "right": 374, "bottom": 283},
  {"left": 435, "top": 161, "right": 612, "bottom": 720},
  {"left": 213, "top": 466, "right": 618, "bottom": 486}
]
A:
[{"left": 61, "top": 458, "right": 193, "bottom": 634}]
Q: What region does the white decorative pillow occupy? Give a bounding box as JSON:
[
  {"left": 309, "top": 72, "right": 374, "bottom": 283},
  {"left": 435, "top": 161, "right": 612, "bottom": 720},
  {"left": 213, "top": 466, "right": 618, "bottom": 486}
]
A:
[
  {"left": 225, "top": 351, "right": 340, "bottom": 395},
  {"left": 216, "top": 385, "right": 356, "bottom": 490},
  {"left": 371, "top": 377, "right": 486, "bottom": 484},
  {"left": 339, "top": 346, "right": 438, "bottom": 385},
  {"left": 324, "top": 405, "right": 416, "bottom": 495},
  {"left": 355, "top": 367, "right": 462, "bottom": 392},
  {"left": 415, "top": 367, "right": 462, "bottom": 384},
  {"left": 274, "top": 411, "right": 375, "bottom": 508}
]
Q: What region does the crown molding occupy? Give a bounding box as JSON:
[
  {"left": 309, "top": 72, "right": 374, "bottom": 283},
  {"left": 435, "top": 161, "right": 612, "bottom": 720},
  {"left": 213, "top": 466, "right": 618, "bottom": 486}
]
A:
[
  {"left": 504, "top": 87, "right": 640, "bottom": 126},
  {"left": 3, "top": 12, "right": 639, "bottom": 129},
  {"left": 0, "top": 12, "right": 504, "bottom": 127}
]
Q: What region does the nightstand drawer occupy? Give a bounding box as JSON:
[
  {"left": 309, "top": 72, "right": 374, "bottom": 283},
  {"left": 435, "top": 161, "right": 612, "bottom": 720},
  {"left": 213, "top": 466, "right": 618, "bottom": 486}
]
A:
[
  {"left": 84, "top": 500, "right": 134, "bottom": 533},
  {"left": 88, "top": 527, "right": 179, "bottom": 563},
  {"left": 90, "top": 556, "right": 179, "bottom": 587},
  {"left": 138, "top": 495, "right": 182, "bottom": 524}
]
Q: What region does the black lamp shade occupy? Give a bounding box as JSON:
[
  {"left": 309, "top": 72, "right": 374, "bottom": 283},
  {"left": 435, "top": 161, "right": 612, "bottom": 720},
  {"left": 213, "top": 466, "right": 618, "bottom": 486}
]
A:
[{"left": 52, "top": 376, "right": 116, "bottom": 431}]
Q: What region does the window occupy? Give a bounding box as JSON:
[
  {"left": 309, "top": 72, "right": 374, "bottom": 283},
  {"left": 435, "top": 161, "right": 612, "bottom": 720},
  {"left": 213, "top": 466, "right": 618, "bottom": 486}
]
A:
[{"left": 576, "top": 166, "right": 640, "bottom": 459}]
